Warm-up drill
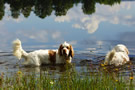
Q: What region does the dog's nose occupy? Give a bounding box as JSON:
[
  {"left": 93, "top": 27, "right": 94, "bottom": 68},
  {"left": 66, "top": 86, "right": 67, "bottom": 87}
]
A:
[
  {"left": 63, "top": 49, "right": 66, "bottom": 53},
  {"left": 63, "top": 49, "right": 67, "bottom": 54}
]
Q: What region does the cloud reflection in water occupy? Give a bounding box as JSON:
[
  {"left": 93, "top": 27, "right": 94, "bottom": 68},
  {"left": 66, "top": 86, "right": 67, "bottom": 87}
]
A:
[{"left": 0, "top": 1, "right": 135, "bottom": 54}]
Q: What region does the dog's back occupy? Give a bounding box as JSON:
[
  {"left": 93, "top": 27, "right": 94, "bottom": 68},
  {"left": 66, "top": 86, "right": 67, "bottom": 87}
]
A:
[
  {"left": 104, "top": 44, "right": 130, "bottom": 66},
  {"left": 109, "top": 52, "right": 129, "bottom": 66}
]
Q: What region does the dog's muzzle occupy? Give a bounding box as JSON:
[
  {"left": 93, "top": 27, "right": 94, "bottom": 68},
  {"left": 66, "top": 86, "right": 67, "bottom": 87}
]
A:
[{"left": 63, "top": 49, "right": 67, "bottom": 56}]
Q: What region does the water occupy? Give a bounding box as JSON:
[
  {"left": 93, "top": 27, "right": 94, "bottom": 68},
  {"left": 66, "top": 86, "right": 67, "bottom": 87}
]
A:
[{"left": 0, "top": 0, "right": 135, "bottom": 79}]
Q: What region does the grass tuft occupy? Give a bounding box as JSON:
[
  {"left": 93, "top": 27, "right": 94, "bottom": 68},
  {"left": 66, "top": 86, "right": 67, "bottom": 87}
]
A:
[{"left": 0, "top": 64, "right": 134, "bottom": 89}]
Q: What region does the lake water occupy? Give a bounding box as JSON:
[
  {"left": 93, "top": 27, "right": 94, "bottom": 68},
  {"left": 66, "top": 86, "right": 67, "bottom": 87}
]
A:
[{"left": 0, "top": 0, "right": 135, "bottom": 78}]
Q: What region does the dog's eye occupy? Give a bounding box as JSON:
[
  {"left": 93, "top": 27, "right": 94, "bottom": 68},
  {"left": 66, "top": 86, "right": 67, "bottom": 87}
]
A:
[{"left": 66, "top": 46, "right": 69, "bottom": 49}]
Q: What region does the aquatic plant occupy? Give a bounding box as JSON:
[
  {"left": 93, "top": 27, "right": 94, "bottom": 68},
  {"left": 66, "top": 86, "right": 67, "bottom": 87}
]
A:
[{"left": 0, "top": 65, "right": 134, "bottom": 89}]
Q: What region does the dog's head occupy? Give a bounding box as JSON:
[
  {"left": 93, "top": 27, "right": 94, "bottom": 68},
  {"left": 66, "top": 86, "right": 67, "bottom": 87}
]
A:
[
  {"left": 114, "top": 44, "right": 129, "bottom": 55},
  {"left": 58, "top": 42, "right": 74, "bottom": 58}
]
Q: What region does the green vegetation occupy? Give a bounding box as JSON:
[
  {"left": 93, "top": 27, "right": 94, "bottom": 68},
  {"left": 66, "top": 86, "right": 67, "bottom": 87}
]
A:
[
  {"left": 0, "top": 64, "right": 134, "bottom": 89},
  {"left": 0, "top": 0, "right": 121, "bottom": 20}
]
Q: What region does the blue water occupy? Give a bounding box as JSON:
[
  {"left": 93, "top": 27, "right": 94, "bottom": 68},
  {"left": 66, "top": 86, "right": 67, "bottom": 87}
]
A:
[
  {"left": 0, "top": 1, "right": 135, "bottom": 54},
  {"left": 0, "top": 1, "right": 135, "bottom": 79}
]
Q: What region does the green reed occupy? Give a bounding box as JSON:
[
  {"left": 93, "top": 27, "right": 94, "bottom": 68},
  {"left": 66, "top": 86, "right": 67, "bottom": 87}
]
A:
[{"left": 0, "top": 64, "right": 134, "bottom": 89}]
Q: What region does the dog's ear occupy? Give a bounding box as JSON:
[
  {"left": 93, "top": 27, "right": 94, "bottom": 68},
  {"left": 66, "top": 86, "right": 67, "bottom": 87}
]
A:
[
  {"left": 58, "top": 44, "right": 63, "bottom": 56},
  {"left": 69, "top": 45, "right": 74, "bottom": 58}
]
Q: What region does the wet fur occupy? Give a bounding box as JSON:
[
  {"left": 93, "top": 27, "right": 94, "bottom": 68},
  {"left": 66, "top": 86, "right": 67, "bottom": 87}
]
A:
[
  {"left": 104, "top": 44, "right": 130, "bottom": 66},
  {"left": 13, "top": 39, "right": 74, "bottom": 66}
]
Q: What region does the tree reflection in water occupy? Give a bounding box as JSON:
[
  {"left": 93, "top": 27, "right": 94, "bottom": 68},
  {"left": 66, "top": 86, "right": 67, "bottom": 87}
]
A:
[{"left": 0, "top": 0, "right": 121, "bottom": 20}]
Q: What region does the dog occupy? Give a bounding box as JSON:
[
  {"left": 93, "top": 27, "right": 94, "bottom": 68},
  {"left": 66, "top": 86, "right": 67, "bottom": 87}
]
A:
[
  {"left": 13, "top": 39, "right": 74, "bottom": 66},
  {"left": 104, "top": 44, "right": 130, "bottom": 66}
]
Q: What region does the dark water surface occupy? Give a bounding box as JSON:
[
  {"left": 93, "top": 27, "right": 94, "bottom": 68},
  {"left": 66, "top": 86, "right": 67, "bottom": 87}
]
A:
[{"left": 0, "top": 0, "right": 135, "bottom": 83}]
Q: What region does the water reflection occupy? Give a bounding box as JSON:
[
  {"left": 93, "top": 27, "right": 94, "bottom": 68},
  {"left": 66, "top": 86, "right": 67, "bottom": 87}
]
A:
[
  {"left": 20, "top": 64, "right": 73, "bottom": 73},
  {"left": 0, "top": 0, "right": 135, "bottom": 82},
  {"left": 0, "top": 0, "right": 121, "bottom": 20},
  {"left": 0, "top": 0, "right": 134, "bottom": 53},
  {"left": 0, "top": 51, "right": 134, "bottom": 87}
]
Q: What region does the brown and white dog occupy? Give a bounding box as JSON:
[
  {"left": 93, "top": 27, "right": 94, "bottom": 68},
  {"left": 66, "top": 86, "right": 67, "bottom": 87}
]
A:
[
  {"left": 104, "top": 44, "right": 130, "bottom": 66},
  {"left": 13, "top": 39, "right": 74, "bottom": 66}
]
